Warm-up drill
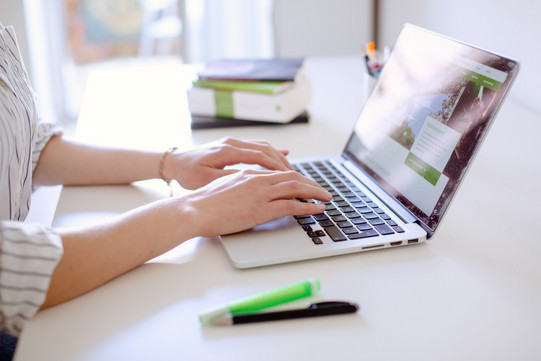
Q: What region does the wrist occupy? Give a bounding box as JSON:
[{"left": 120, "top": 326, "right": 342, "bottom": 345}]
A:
[
  {"left": 168, "top": 195, "right": 204, "bottom": 240},
  {"left": 158, "top": 147, "right": 178, "bottom": 184}
]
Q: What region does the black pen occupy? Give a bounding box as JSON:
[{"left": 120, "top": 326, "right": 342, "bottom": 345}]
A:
[
  {"left": 364, "top": 54, "right": 373, "bottom": 75},
  {"left": 210, "top": 301, "right": 359, "bottom": 326}
]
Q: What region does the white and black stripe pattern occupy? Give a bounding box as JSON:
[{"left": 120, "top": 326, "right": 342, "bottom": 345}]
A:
[
  {"left": 0, "top": 23, "right": 63, "bottom": 337},
  {"left": 0, "top": 222, "right": 62, "bottom": 336}
]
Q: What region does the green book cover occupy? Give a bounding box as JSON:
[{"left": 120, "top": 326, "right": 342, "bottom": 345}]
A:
[{"left": 192, "top": 80, "right": 294, "bottom": 94}]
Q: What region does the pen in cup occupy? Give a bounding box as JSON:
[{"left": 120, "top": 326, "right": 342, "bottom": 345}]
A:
[{"left": 364, "top": 41, "right": 384, "bottom": 77}]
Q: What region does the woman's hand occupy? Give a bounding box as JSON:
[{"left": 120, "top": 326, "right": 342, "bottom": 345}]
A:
[
  {"left": 164, "top": 137, "right": 294, "bottom": 190},
  {"left": 181, "top": 169, "right": 332, "bottom": 238}
]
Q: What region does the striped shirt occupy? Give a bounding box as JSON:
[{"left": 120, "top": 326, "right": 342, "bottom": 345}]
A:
[{"left": 0, "top": 23, "right": 63, "bottom": 337}]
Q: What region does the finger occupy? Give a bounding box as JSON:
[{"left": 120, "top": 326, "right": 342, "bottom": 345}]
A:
[
  {"left": 269, "top": 179, "right": 332, "bottom": 203},
  {"left": 222, "top": 138, "right": 293, "bottom": 170},
  {"left": 227, "top": 170, "right": 331, "bottom": 202},
  {"left": 258, "top": 170, "right": 328, "bottom": 192},
  {"left": 247, "top": 140, "right": 293, "bottom": 169},
  {"left": 266, "top": 199, "right": 327, "bottom": 218},
  {"left": 251, "top": 142, "right": 293, "bottom": 170},
  {"left": 216, "top": 147, "right": 292, "bottom": 172}
]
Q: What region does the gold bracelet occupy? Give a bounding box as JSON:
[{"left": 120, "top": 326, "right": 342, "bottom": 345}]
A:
[{"left": 158, "top": 147, "right": 178, "bottom": 185}]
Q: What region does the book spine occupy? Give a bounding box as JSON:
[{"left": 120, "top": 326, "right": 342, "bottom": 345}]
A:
[{"left": 187, "top": 80, "right": 310, "bottom": 123}]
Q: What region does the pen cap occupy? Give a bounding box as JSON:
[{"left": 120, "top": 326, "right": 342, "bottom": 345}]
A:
[
  {"left": 199, "top": 303, "right": 230, "bottom": 326},
  {"left": 228, "top": 279, "right": 320, "bottom": 314}
]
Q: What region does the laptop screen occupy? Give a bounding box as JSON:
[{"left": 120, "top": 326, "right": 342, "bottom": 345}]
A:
[{"left": 344, "top": 25, "right": 518, "bottom": 233}]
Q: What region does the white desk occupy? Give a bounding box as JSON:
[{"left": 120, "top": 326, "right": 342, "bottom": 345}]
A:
[{"left": 15, "top": 57, "right": 541, "bottom": 361}]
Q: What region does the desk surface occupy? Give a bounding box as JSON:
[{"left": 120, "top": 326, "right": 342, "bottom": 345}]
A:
[{"left": 16, "top": 57, "right": 541, "bottom": 361}]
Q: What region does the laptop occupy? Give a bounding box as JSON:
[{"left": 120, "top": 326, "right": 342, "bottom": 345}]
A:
[{"left": 218, "top": 24, "right": 519, "bottom": 269}]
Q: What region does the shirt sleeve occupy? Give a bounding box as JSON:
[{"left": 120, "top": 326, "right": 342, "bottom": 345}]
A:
[
  {"left": 0, "top": 221, "right": 63, "bottom": 337},
  {"left": 31, "top": 121, "right": 63, "bottom": 174}
]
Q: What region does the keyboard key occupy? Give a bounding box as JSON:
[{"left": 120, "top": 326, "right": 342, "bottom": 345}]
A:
[
  {"left": 345, "top": 211, "right": 361, "bottom": 219},
  {"left": 351, "top": 218, "right": 368, "bottom": 225},
  {"left": 393, "top": 226, "right": 405, "bottom": 233},
  {"left": 313, "top": 214, "right": 329, "bottom": 221},
  {"left": 352, "top": 202, "right": 367, "bottom": 209},
  {"left": 357, "top": 223, "right": 373, "bottom": 231},
  {"left": 342, "top": 227, "right": 359, "bottom": 235},
  {"left": 318, "top": 220, "right": 334, "bottom": 227},
  {"left": 375, "top": 224, "right": 394, "bottom": 235},
  {"left": 339, "top": 206, "right": 355, "bottom": 213},
  {"left": 324, "top": 225, "right": 347, "bottom": 242},
  {"left": 325, "top": 204, "right": 336, "bottom": 211},
  {"left": 348, "top": 230, "right": 379, "bottom": 239},
  {"left": 302, "top": 225, "right": 313, "bottom": 232},
  {"left": 369, "top": 218, "right": 385, "bottom": 226},
  {"left": 363, "top": 212, "right": 379, "bottom": 219},
  {"left": 297, "top": 217, "right": 315, "bottom": 225},
  {"left": 337, "top": 220, "right": 353, "bottom": 228},
  {"left": 331, "top": 214, "right": 347, "bottom": 221},
  {"left": 315, "top": 230, "right": 326, "bottom": 237},
  {"left": 311, "top": 238, "right": 323, "bottom": 245}
]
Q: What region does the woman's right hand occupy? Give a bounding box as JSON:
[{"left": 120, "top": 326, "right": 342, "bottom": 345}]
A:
[{"left": 180, "top": 169, "right": 332, "bottom": 238}]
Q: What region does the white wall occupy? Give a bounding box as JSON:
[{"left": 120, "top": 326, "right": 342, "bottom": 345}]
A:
[
  {"left": 377, "top": 0, "right": 541, "bottom": 114},
  {"left": 273, "top": 0, "right": 374, "bottom": 57},
  {"left": 183, "top": 0, "right": 275, "bottom": 63}
]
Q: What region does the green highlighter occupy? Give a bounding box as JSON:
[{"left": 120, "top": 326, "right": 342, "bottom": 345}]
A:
[{"left": 199, "top": 279, "right": 321, "bottom": 326}]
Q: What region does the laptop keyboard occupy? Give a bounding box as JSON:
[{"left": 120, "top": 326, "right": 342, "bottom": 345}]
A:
[{"left": 293, "top": 160, "right": 404, "bottom": 245}]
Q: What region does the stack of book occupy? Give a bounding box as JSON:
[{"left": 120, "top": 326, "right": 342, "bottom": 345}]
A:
[{"left": 187, "top": 58, "right": 311, "bottom": 128}]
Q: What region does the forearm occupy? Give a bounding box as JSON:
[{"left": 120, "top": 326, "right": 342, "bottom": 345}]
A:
[
  {"left": 42, "top": 197, "right": 198, "bottom": 308},
  {"left": 33, "top": 135, "right": 163, "bottom": 186},
  {"left": 41, "top": 169, "right": 331, "bottom": 309}
]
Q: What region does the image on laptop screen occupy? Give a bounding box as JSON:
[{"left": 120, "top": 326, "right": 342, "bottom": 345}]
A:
[{"left": 345, "top": 25, "right": 518, "bottom": 233}]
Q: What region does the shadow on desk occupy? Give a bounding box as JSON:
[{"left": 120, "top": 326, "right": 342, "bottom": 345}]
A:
[{"left": 27, "top": 232, "right": 434, "bottom": 358}]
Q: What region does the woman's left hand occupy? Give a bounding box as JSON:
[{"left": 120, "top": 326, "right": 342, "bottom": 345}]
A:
[{"left": 164, "top": 137, "right": 294, "bottom": 190}]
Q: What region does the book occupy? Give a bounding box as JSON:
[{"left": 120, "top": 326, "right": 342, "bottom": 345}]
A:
[
  {"left": 196, "top": 58, "right": 305, "bottom": 82},
  {"left": 187, "top": 78, "right": 311, "bottom": 123},
  {"left": 192, "top": 79, "right": 294, "bottom": 95},
  {"left": 191, "top": 111, "right": 309, "bottom": 129}
]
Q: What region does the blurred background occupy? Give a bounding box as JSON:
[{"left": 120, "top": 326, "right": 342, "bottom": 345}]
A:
[{"left": 2, "top": 0, "right": 539, "bottom": 131}]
